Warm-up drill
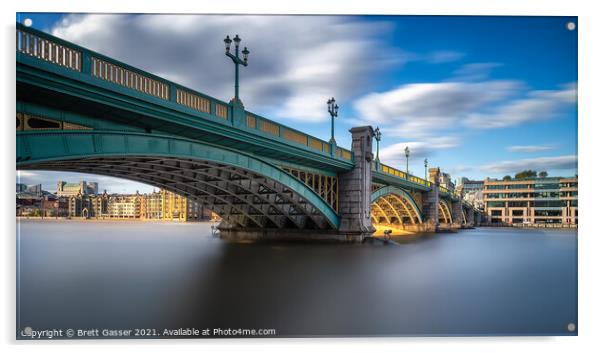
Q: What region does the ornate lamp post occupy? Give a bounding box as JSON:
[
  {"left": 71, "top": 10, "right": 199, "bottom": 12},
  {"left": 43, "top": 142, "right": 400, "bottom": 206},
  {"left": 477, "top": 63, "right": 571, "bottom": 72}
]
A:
[
  {"left": 224, "top": 34, "right": 250, "bottom": 105},
  {"left": 404, "top": 146, "right": 410, "bottom": 179},
  {"left": 327, "top": 97, "right": 339, "bottom": 156},
  {"left": 374, "top": 127, "right": 382, "bottom": 163},
  {"left": 424, "top": 158, "right": 428, "bottom": 181}
]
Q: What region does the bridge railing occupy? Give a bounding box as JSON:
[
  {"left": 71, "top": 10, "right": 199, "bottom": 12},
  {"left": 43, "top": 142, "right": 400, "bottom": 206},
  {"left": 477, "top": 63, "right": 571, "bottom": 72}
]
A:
[
  {"left": 372, "top": 162, "right": 432, "bottom": 188},
  {"left": 16, "top": 23, "right": 354, "bottom": 163}
]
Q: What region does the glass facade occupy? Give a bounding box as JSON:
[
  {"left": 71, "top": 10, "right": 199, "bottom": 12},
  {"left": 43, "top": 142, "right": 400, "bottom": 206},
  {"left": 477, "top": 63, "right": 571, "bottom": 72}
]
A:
[{"left": 533, "top": 200, "right": 565, "bottom": 208}]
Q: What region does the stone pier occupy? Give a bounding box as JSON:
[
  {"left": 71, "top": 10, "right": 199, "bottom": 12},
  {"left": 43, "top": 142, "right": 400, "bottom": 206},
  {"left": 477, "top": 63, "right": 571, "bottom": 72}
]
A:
[
  {"left": 466, "top": 208, "right": 475, "bottom": 227},
  {"left": 422, "top": 168, "right": 441, "bottom": 231},
  {"left": 337, "top": 126, "right": 376, "bottom": 241},
  {"left": 451, "top": 199, "right": 463, "bottom": 229}
]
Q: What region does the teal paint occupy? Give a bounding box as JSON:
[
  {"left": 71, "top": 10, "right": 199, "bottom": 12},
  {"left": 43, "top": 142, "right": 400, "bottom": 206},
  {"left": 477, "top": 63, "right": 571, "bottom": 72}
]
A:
[{"left": 17, "top": 130, "right": 340, "bottom": 229}]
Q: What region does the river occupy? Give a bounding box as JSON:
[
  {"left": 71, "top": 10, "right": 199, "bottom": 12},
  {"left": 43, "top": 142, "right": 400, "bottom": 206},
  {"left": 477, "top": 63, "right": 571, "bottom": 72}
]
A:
[{"left": 16, "top": 220, "right": 577, "bottom": 337}]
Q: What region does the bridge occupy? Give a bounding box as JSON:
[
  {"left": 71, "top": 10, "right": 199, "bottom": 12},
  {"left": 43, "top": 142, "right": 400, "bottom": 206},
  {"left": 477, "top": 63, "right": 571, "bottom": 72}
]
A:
[{"left": 15, "top": 24, "right": 482, "bottom": 241}]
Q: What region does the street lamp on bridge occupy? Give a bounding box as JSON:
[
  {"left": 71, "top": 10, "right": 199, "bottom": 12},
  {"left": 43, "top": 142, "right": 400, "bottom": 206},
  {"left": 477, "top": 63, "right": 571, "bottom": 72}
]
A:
[
  {"left": 404, "top": 146, "right": 410, "bottom": 179},
  {"left": 374, "top": 127, "right": 381, "bottom": 164},
  {"left": 327, "top": 97, "right": 339, "bottom": 155},
  {"left": 224, "top": 35, "right": 250, "bottom": 105},
  {"left": 424, "top": 158, "right": 428, "bottom": 181}
]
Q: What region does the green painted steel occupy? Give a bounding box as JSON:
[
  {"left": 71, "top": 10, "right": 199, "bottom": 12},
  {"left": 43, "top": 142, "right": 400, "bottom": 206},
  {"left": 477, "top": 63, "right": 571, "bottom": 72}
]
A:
[
  {"left": 16, "top": 23, "right": 354, "bottom": 172},
  {"left": 371, "top": 186, "right": 423, "bottom": 223},
  {"left": 372, "top": 171, "right": 431, "bottom": 192},
  {"left": 16, "top": 130, "right": 340, "bottom": 229}
]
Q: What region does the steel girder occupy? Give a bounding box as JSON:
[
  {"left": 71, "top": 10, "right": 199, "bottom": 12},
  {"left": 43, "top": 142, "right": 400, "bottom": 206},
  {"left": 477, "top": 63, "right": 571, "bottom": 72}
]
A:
[{"left": 17, "top": 131, "right": 340, "bottom": 230}]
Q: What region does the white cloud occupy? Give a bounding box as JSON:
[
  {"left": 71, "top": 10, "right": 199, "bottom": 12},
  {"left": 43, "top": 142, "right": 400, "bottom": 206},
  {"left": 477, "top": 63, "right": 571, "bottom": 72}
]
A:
[
  {"left": 52, "top": 14, "right": 408, "bottom": 122},
  {"left": 480, "top": 155, "right": 577, "bottom": 174},
  {"left": 425, "top": 50, "right": 465, "bottom": 64},
  {"left": 353, "top": 80, "right": 521, "bottom": 137},
  {"left": 507, "top": 145, "right": 554, "bottom": 153},
  {"left": 464, "top": 83, "right": 577, "bottom": 129},
  {"left": 379, "top": 136, "right": 459, "bottom": 163},
  {"left": 452, "top": 62, "right": 501, "bottom": 81}
]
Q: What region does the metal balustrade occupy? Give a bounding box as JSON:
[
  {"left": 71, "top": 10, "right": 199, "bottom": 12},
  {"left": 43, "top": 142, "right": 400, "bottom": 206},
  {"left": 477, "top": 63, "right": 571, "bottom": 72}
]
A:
[
  {"left": 91, "top": 57, "right": 170, "bottom": 100},
  {"left": 176, "top": 88, "right": 211, "bottom": 113},
  {"left": 374, "top": 162, "right": 432, "bottom": 188},
  {"left": 16, "top": 29, "right": 81, "bottom": 71}
]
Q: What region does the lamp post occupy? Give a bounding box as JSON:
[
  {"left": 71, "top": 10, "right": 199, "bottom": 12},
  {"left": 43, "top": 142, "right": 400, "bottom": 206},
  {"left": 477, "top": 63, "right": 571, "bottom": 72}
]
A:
[
  {"left": 374, "top": 127, "right": 381, "bottom": 163},
  {"left": 224, "top": 35, "right": 250, "bottom": 105},
  {"left": 327, "top": 97, "right": 339, "bottom": 156},
  {"left": 424, "top": 158, "right": 428, "bottom": 181},
  {"left": 404, "top": 146, "right": 410, "bottom": 179}
]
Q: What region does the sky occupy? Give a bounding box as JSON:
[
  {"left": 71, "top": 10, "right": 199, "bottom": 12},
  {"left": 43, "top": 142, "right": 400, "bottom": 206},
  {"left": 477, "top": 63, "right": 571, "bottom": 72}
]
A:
[{"left": 15, "top": 14, "right": 578, "bottom": 194}]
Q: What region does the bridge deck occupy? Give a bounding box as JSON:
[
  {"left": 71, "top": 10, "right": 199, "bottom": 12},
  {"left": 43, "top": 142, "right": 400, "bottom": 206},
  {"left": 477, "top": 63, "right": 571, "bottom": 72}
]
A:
[{"left": 16, "top": 23, "right": 471, "bottom": 203}]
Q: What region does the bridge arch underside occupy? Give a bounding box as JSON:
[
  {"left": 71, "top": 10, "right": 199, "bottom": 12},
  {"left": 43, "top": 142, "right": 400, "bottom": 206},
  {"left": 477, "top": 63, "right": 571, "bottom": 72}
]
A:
[
  {"left": 438, "top": 200, "right": 452, "bottom": 224},
  {"left": 370, "top": 188, "right": 422, "bottom": 229},
  {"left": 17, "top": 132, "right": 339, "bottom": 231}
]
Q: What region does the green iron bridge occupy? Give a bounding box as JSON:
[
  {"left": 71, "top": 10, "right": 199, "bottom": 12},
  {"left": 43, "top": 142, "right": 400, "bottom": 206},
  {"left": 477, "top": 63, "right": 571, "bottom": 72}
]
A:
[{"left": 16, "top": 24, "right": 482, "bottom": 241}]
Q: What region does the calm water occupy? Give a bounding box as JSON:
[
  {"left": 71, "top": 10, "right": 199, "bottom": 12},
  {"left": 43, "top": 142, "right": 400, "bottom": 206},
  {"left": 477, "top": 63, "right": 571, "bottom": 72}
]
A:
[{"left": 17, "top": 221, "right": 577, "bottom": 337}]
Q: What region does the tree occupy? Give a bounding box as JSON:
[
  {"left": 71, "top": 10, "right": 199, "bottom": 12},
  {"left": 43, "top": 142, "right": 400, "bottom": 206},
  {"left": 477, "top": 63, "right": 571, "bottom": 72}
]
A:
[
  {"left": 515, "top": 170, "right": 537, "bottom": 179},
  {"left": 538, "top": 171, "right": 548, "bottom": 178},
  {"left": 502, "top": 175, "right": 512, "bottom": 181}
]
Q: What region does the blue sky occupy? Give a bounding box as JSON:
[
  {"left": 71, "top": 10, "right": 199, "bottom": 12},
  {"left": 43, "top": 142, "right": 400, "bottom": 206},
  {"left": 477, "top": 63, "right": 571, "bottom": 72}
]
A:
[{"left": 16, "top": 14, "right": 577, "bottom": 194}]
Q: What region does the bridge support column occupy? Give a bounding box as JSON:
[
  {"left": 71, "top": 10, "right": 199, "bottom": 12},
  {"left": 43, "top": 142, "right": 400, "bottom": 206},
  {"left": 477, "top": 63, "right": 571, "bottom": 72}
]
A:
[
  {"left": 467, "top": 208, "right": 475, "bottom": 227},
  {"left": 451, "top": 200, "right": 463, "bottom": 229},
  {"left": 422, "top": 168, "right": 440, "bottom": 231},
  {"left": 475, "top": 212, "right": 482, "bottom": 226},
  {"left": 337, "top": 126, "right": 376, "bottom": 241}
]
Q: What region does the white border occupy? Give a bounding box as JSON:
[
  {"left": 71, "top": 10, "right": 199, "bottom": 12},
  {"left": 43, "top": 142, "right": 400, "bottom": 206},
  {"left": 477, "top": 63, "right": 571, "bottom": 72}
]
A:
[{"left": 3, "top": 1, "right": 601, "bottom": 352}]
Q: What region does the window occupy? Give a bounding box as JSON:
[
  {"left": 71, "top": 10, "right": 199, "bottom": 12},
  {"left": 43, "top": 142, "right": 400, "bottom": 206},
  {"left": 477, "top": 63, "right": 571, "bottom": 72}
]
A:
[
  {"left": 508, "top": 201, "right": 528, "bottom": 207},
  {"left": 512, "top": 218, "right": 523, "bottom": 224},
  {"left": 487, "top": 201, "right": 505, "bottom": 208},
  {"left": 491, "top": 210, "right": 502, "bottom": 216},
  {"left": 507, "top": 184, "right": 530, "bottom": 189},
  {"left": 534, "top": 210, "right": 562, "bottom": 217},
  {"left": 512, "top": 210, "right": 523, "bottom": 216},
  {"left": 486, "top": 185, "right": 505, "bottom": 190},
  {"left": 533, "top": 201, "right": 564, "bottom": 207}
]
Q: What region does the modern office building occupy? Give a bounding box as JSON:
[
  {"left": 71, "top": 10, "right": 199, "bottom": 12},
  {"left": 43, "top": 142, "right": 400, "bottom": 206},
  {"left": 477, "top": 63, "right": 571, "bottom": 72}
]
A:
[{"left": 483, "top": 176, "right": 578, "bottom": 225}]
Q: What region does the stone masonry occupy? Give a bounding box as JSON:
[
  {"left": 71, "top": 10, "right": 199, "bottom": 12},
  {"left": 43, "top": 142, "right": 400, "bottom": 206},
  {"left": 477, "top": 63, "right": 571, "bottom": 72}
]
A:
[
  {"left": 337, "top": 126, "right": 376, "bottom": 239},
  {"left": 423, "top": 167, "right": 441, "bottom": 229}
]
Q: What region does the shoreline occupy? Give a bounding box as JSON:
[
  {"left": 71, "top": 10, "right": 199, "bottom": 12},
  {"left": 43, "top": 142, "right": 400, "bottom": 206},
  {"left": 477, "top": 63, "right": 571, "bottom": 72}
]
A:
[{"left": 16, "top": 217, "right": 219, "bottom": 224}]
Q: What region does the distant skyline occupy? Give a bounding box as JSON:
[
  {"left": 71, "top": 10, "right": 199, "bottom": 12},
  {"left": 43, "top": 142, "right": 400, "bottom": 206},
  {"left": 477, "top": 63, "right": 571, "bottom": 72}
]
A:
[{"left": 16, "top": 14, "right": 578, "bottom": 193}]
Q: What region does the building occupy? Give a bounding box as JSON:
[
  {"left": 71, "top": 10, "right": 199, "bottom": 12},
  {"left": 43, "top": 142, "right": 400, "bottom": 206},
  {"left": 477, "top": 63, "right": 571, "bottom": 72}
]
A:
[
  {"left": 483, "top": 176, "right": 577, "bottom": 225},
  {"left": 57, "top": 180, "right": 98, "bottom": 197},
  {"left": 458, "top": 178, "right": 485, "bottom": 210},
  {"left": 439, "top": 172, "right": 455, "bottom": 191},
  {"left": 141, "top": 190, "right": 163, "bottom": 219},
  {"left": 107, "top": 193, "right": 142, "bottom": 219},
  {"left": 68, "top": 192, "right": 109, "bottom": 218}
]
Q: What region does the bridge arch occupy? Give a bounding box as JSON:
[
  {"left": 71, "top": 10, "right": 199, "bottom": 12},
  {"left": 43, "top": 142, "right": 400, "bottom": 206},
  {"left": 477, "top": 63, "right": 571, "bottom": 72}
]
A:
[
  {"left": 17, "top": 130, "right": 339, "bottom": 230},
  {"left": 438, "top": 200, "right": 452, "bottom": 224},
  {"left": 370, "top": 186, "right": 423, "bottom": 226}
]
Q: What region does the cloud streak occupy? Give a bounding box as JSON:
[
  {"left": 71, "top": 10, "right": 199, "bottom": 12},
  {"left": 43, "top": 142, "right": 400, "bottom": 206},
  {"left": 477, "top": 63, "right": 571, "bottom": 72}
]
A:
[
  {"left": 464, "top": 83, "right": 577, "bottom": 129},
  {"left": 507, "top": 145, "right": 555, "bottom": 153},
  {"left": 480, "top": 155, "right": 577, "bottom": 174},
  {"left": 353, "top": 80, "right": 521, "bottom": 138},
  {"left": 52, "top": 14, "right": 408, "bottom": 122}
]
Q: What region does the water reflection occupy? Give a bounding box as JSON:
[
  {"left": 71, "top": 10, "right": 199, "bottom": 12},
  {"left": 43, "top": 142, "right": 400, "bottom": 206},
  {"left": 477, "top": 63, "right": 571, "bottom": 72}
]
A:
[{"left": 17, "top": 221, "right": 577, "bottom": 337}]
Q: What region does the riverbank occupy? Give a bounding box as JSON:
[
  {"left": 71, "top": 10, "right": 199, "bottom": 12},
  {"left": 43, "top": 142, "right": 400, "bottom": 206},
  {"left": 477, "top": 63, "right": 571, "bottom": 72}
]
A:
[
  {"left": 16, "top": 217, "right": 218, "bottom": 223},
  {"left": 482, "top": 223, "right": 577, "bottom": 229}
]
